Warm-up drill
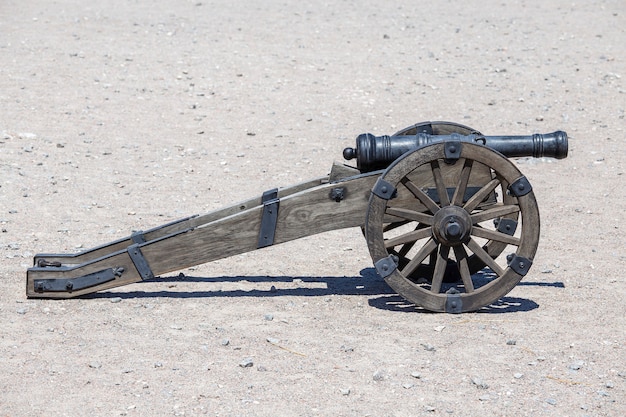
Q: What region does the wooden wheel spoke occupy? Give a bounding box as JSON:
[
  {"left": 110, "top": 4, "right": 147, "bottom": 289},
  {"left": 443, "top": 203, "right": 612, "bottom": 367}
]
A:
[
  {"left": 453, "top": 245, "right": 474, "bottom": 293},
  {"left": 451, "top": 158, "right": 473, "bottom": 206},
  {"left": 400, "top": 238, "right": 438, "bottom": 277},
  {"left": 430, "top": 245, "right": 450, "bottom": 293},
  {"left": 463, "top": 178, "right": 500, "bottom": 212},
  {"left": 384, "top": 227, "right": 432, "bottom": 249},
  {"left": 400, "top": 177, "right": 440, "bottom": 214},
  {"left": 430, "top": 160, "right": 451, "bottom": 206},
  {"left": 471, "top": 226, "right": 521, "bottom": 246},
  {"left": 386, "top": 207, "right": 434, "bottom": 225},
  {"left": 471, "top": 204, "right": 520, "bottom": 224},
  {"left": 465, "top": 238, "right": 505, "bottom": 276}
]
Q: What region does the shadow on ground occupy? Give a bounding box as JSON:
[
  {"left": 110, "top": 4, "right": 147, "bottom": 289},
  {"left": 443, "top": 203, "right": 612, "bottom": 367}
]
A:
[{"left": 88, "top": 268, "right": 564, "bottom": 314}]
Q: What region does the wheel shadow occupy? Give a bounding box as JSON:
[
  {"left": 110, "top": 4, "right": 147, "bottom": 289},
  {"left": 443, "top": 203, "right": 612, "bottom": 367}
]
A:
[{"left": 88, "top": 268, "right": 563, "bottom": 314}]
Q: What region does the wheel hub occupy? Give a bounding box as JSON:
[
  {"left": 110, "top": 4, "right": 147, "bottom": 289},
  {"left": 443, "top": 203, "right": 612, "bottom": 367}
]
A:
[{"left": 432, "top": 206, "right": 472, "bottom": 246}]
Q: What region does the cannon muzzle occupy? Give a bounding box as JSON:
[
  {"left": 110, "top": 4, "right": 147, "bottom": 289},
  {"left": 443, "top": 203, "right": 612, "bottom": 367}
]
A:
[{"left": 343, "top": 130, "right": 568, "bottom": 172}]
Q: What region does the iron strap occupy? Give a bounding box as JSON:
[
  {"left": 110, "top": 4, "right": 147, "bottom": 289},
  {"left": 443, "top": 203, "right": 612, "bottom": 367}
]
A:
[
  {"left": 33, "top": 267, "right": 122, "bottom": 293},
  {"left": 128, "top": 244, "right": 155, "bottom": 280},
  {"left": 258, "top": 188, "right": 280, "bottom": 248}
]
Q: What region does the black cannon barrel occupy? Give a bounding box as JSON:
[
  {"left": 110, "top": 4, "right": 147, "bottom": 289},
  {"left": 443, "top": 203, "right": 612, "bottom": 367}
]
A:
[{"left": 343, "top": 131, "right": 568, "bottom": 172}]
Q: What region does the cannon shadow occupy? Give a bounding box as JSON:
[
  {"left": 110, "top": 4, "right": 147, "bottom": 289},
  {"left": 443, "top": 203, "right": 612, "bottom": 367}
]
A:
[{"left": 87, "top": 268, "right": 564, "bottom": 314}]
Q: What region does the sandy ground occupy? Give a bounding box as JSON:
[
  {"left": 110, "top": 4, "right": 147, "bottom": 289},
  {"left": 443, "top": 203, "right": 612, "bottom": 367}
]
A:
[{"left": 1, "top": 0, "right": 625, "bottom": 415}]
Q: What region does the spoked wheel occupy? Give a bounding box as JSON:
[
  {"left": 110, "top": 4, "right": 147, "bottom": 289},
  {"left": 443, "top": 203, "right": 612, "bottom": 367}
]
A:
[
  {"left": 365, "top": 141, "right": 540, "bottom": 312},
  {"left": 385, "top": 121, "right": 511, "bottom": 280}
]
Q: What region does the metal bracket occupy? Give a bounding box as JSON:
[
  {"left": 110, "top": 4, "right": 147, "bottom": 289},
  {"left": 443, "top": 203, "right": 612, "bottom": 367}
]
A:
[
  {"left": 131, "top": 230, "right": 147, "bottom": 244},
  {"left": 374, "top": 255, "right": 398, "bottom": 279},
  {"left": 444, "top": 140, "right": 462, "bottom": 160},
  {"left": 509, "top": 176, "right": 532, "bottom": 197},
  {"left": 508, "top": 254, "right": 532, "bottom": 276},
  {"left": 258, "top": 188, "right": 280, "bottom": 248},
  {"left": 33, "top": 267, "right": 123, "bottom": 293},
  {"left": 372, "top": 178, "right": 396, "bottom": 200},
  {"left": 445, "top": 288, "right": 462, "bottom": 313},
  {"left": 496, "top": 218, "right": 518, "bottom": 236},
  {"left": 128, "top": 244, "right": 155, "bottom": 280}
]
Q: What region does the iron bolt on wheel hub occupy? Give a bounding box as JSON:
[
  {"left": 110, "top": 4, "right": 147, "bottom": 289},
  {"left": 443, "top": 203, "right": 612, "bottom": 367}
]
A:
[{"left": 432, "top": 206, "right": 472, "bottom": 246}]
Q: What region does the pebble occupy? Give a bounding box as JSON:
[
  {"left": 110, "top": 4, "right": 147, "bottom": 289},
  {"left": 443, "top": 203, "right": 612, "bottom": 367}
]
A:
[
  {"left": 546, "top": 398, "right": 557, "bottom": 405},
  {"left": 264, "top": 314, "right": 274, "bottom": 321},
  {"left": 507, "top": 339, "right": 517, "bottom": 345},
  {"left": 402, "top": 383, "right": 414, "bottom": 389},
  {"left": 221, "top": 339, "right": 230, "bottom": 346},
  {"left": 239, "top": 358, "right": 254, "bottom": 368},
  {"left": 514, "top": 373, "right": 524, "bottom": 379},
  {"left": 16, "top": 308, "right": 27, "bottom": 315},
  {"left": 411, "top": 372, "right": 422, "bottom": 379},
  {"left": 266, "top": 337, "right": 280, "bottom": 345},
  {"left": 340, "top": 388, "right": 350, "bottom": 396},
  {"left": 479, "top": 395, "right": 491, "bottom": 401},
  {"left": 372, "top": 370, "right": 386, "bottom": 381},
  {"left": 421, "top": 343, "right": 436, "bottom": 352},
  {"left": 569, "top": 361, "right": 584, "bottom": 370},
  {"left": 110, "top": 297, "right": 122, "bottom": 303},
  {"left": 257, "top": 366, "right": 267, "bottom": 372},
  {"left": 471, "top": 377, "right": 489, "bottom": 389},
  {"left": 89, "top": 362, "right": 102, "bottom": 369}
]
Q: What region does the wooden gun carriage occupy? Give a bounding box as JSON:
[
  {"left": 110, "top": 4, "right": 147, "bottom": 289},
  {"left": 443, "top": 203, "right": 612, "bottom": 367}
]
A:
[{"left": 26, "top": 121, "right": 568, "bottom": 312}]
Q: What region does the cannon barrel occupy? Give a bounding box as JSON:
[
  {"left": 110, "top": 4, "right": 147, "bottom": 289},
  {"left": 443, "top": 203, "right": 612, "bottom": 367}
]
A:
[{"left": 343, "top": 131, "right": 568, "bottom": 172}]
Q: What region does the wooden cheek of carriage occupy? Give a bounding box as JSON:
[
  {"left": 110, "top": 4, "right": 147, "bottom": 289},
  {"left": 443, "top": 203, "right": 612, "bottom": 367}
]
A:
[{"left": 26, "top": 121, "right": 568, "bottom": 313}]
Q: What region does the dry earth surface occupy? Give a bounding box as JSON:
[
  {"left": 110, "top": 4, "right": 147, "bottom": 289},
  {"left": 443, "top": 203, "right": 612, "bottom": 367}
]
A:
[{"left": 1, "top": 0, "right": 625, "bottom": 416}]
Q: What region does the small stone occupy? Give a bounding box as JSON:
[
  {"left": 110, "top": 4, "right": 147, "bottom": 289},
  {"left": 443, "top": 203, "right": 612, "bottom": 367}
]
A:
[
  {"left": 372, "top": 370, "right": 386, "bottom": 381},
  {"left": 569, "top": 361, "right": 584, "bottom": 370},
  {"left": 546, "top": 398, "right": 557, "bottom": 405},
  {"left": 110, "top": 297, "right": 122, "bottom": 303},
  {"left": 340, "top": 388, "right": 350, "bottom": 396},
  {"left": 266, "top": 337, "right": 280, "bottom": 345},
  {"left": 421, "top": 343, "right": 436, "bottom": 352},
  {"left": 507, "top": 339, "right": 517, "bottom": 345},
  {"left": 410, "top": 372, "right": 422, "bottom": 379},
  {"left": 425, "top": 406, "right": 436, "bottom": 412},
  {"left": 89, "top": 362, "right": 102, "bottom": 369},
  {"left": 221, "top": 339, "right": 230, "bottom": 346},
  {"left": 605, "top": 381, "right": 614, "bottom": 388},
  {"left": 154, "top": 362, "right": 163, "bottom": 368},
  {"left": 471, "top": 377, "right": 489, "bottom": 389},
  {"left": 479, "top": 395, "right": 491, "bottom": 401},
  {"left": 340, "top": 345, "right": 354, "bottom": 353},
  {"left": 16, "top": 308, "right": 27, "bottom": 315},
  {"left": 402, "top": 383, "right": 414, "bottom": 389},
  {"left": 269, "top": 285, "right": 277, "bottom": 293},
  {"left": 257, "top": 366, "right": 267, "bottom": 372},
  {"left": 170, "top": 325, "right": 183, "bottom": 330},
  {"left": 264, "top": 314, "right": 274, "bottom": 321},
  {"left": 514, "top": 373, "right": 524, "bottom": 379},
  {"left": 239, "top": 358, "right": 254, "bottom": 368}
]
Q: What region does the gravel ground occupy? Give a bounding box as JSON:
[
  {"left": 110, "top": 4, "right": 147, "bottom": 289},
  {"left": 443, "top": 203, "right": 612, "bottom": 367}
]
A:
[{"left": 1, "top": 0, "right": 625, "bottom": 416}]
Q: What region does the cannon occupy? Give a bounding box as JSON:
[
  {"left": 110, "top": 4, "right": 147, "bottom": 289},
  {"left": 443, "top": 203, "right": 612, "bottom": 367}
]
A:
[{"left": 26, "top": 121, "right": 568, "bottom": 312}]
